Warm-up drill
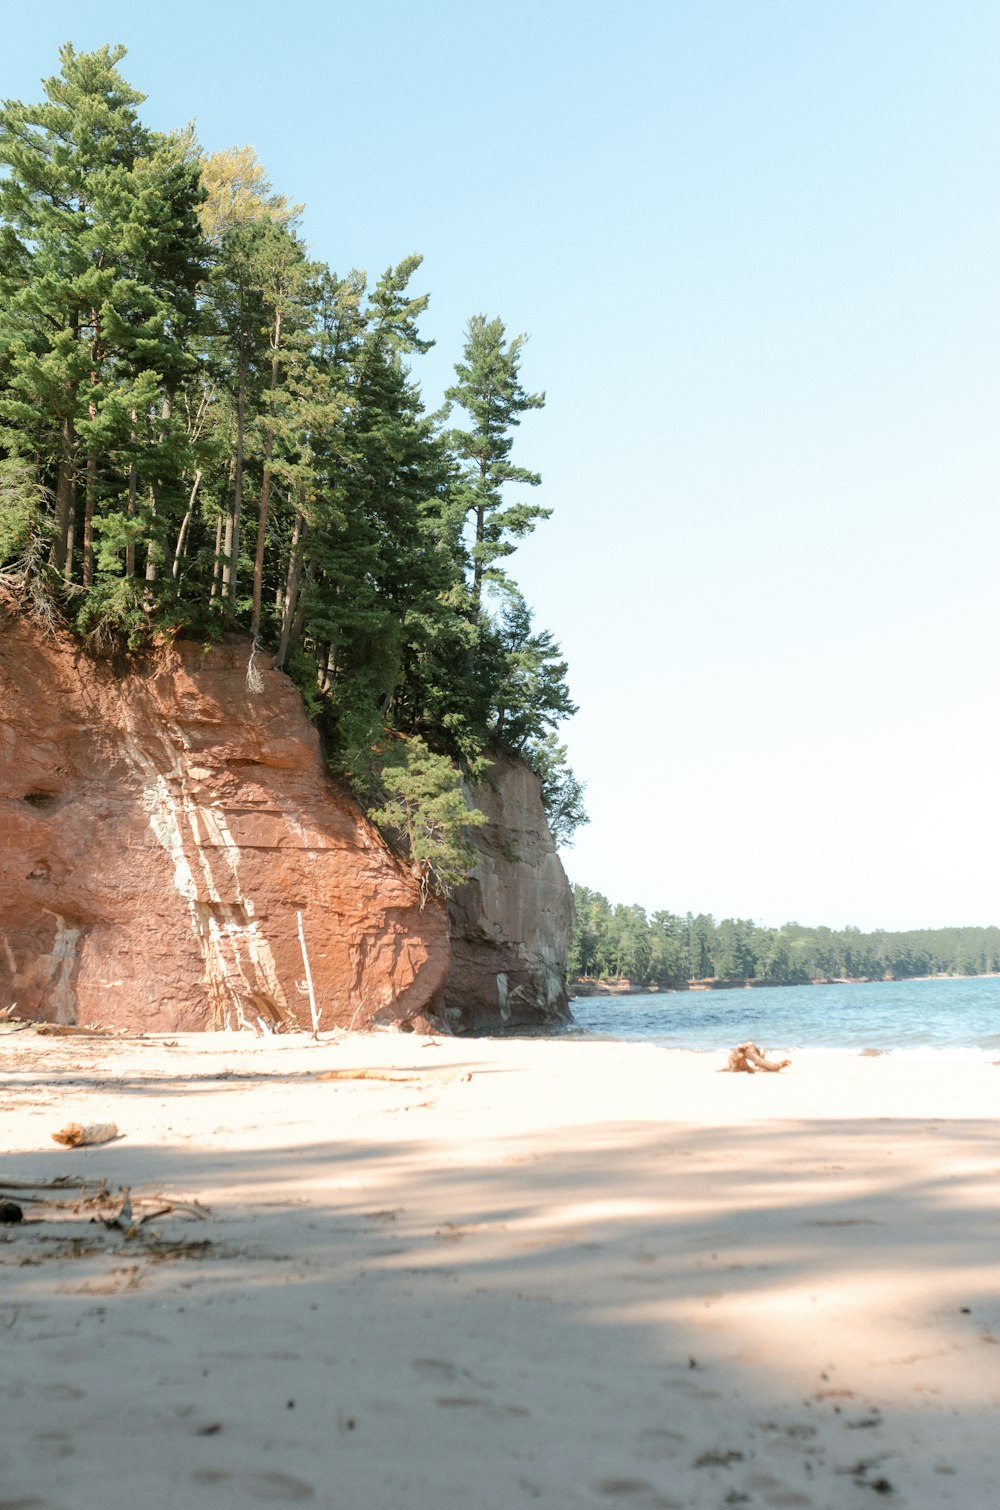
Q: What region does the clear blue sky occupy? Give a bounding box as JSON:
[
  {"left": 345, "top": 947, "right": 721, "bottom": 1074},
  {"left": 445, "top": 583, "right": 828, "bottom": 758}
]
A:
[{"left": 7, "top": 3, "right": 1000, "bottom": 930}]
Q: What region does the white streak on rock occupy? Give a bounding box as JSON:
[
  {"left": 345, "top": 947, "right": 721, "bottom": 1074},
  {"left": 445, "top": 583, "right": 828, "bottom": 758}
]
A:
[{"left": 121, "top": 731, "right": 288, "bottom": 1030}]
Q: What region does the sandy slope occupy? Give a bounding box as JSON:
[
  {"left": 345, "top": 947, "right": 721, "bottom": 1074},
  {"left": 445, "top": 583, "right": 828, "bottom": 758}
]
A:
[{"left": 2, "top": 1031, "right": 998, "bottom": 1509}]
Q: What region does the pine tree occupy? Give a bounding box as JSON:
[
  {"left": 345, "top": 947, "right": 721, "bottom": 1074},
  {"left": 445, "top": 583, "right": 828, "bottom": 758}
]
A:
[
  {"left": 0, "top": 42, "right": 586, "bottom": 867},
  {"left": 0, "top": 45, "right": 205, "bottom": 613},
  {"left": 445, "top": 315, "right": 547, "bottom": 611}
]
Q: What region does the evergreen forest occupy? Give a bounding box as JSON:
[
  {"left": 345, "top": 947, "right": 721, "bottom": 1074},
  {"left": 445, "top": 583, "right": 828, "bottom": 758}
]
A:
[
  {"left": 0, "top": 45, "right": 585, "bottom": 891},
  {"left": 570, "top": 886, "right": 1000, "bottom": 985}
]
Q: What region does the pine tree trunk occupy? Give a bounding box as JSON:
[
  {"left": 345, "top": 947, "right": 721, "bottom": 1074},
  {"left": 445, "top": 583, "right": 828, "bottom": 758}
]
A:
[
  {"left": 252, "top": 321, "right": 281, "bottom": 638},
  {"left": 172, "top": 469, "right": 202, "bottom": 579},
  {"left": 276, "top": 510, "right": 306, "bottom": 668},
  {"left": 472, "top": 499, "right": 486, "bottom": 610},
  {"left": 125, "top": 438, "right": 138, "bottom": 580},
  {"left": 145, "top": 488, "right": 158, "bottom": 582},
  {"left": 223, "top": 361, "right": 247, "bottom": 608},
  {"left": 210, "top": 510, "right": 224, "bottom": 600},
  {"left": 52, "top": 416, "right": 76, "bottom": 577},
  {"left": 82, "top": 326, "right": 102, "bottom": 587},
  {"left": 82, "top": 434, "right": 97, "bottom": 587}
]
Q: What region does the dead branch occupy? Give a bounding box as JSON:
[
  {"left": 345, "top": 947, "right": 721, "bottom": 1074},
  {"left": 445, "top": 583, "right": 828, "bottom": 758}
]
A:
[{"left": 315, "top": 1069, "right": 420, "bottom": 1083}]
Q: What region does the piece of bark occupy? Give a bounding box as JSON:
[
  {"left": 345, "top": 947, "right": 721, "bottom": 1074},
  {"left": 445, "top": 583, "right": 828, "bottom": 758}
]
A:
[{"left": 726, "top": 1042, "right": 791, "bottom": 1074}]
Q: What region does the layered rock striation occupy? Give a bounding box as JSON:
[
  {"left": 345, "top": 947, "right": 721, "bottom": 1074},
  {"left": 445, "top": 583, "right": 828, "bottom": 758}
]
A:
[
  {"left": 0, "top": 616, "right": 448, "bottom": 1032},
  {"left": 0, "top": 615, "right": 574, "bottom": 1035}
]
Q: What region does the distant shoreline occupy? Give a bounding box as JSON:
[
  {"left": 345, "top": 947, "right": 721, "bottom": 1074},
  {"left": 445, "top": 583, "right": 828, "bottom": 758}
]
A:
[{"left": 569, "top": 972, "right": 1000, "bottom": 998}]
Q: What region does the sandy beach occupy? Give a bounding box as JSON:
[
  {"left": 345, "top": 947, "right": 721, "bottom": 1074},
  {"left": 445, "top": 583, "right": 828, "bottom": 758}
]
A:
[{"left": 2, "top": 1030, "right": 998, "bottom": 1509}]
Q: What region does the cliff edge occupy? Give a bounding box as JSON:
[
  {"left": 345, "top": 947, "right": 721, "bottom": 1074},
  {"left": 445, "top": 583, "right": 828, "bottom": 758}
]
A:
[
  {"left": 0, "top": 615, "right": 449, "bottom": 1032},
  {"left": 0, "top": 615, "right": 573, "bottom": 1034},
  {"left": 444, "top": 752, "right": 574, "bottom": 1033}
]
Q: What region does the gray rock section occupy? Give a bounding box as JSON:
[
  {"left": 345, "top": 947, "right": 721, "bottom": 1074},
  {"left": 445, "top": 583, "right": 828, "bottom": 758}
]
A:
[{"left": 444, "top": 752, "right": 574, "bottom": 1033}]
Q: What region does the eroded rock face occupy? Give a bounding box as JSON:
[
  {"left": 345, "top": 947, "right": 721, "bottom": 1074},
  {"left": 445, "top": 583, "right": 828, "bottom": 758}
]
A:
[
  {"left": 445, "top": 752, "right": 574, "bottom": 1033},
  {"left": 0, "top": 615, "right": 449, "bottom": 1032}
]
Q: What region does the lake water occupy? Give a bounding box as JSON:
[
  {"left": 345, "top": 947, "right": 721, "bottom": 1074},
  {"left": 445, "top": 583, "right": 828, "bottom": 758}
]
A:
[{"left": 567, "top": 976, "right": 1000, "bottom": 1056}]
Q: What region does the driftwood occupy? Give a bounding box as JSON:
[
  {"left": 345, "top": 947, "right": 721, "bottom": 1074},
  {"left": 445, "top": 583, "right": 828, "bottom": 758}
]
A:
[
  {"left": 315, "top": 1069, "right": 421, "bottom": 1083},
  {"left": 315, "top": 1069, "right": 473, "bottom": 1085},
  {"left": 726, "top": 1041, "right": 791, "bottom": 1074},
  {"left": 34, "top": 1023, "right": 116, "bottom": 1037},
  {"left": 52, "top": 1121, "right": 119, "bottom": 1148},
  {"left": 0, "top": 1176, "right": 209, "bottom": 1227}
]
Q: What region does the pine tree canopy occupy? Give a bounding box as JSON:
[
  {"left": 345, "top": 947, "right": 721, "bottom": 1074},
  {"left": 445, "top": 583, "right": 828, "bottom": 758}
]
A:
[{"left": 0, "top": 44, "right": 587, "bottom": 891}]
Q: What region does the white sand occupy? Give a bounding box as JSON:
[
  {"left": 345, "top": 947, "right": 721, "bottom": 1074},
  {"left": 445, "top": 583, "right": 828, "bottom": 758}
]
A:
[{"left": 2, "top": 1031, "right": 998, "bottom": 1509}]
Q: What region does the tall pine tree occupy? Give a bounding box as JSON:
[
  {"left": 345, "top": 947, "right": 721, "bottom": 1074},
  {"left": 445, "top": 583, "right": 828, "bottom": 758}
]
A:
[{"left": 445, "top": 315, "right": 547, "bottom": 611}]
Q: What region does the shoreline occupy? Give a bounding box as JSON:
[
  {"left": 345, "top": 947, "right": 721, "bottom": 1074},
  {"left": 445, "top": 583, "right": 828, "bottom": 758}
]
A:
[
  {"left": 3, "top": 1032, "right": 998, "bottom": 1507},
  {"left": 570, "top": 970, "right": 1000, "bottom": 995}
]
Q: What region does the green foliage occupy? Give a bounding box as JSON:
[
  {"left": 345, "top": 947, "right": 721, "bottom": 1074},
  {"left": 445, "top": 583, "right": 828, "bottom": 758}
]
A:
[
  {"left": 524, "top": 732, "right": 588, "bottom": 847},
  {"left": 569, "top": 886, "right": 1000, "bottom": 985},
  {"left": 445, "top": 315, "right": 547, "bottom": 607},
  {"left": 0, "top": 459, "right": 47, "bottom": 565},
  {"left": 368, "top": 736, "right": 487, "bottom": 899},
  {"left": 0, "top": 43, "right": 586, "bottom": 885},
  {"left": 75, "top": 577, "right": 148, "bottom": 651},
  {"left": 482, "top": 591, "right": 577, "bottom": 749}
]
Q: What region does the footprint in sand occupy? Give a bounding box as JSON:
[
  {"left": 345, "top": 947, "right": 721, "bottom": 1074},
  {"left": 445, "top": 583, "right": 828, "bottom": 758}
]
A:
[
  {"left": 238, "top": 1475, "right": 315, "bottom": 1503},
  {"left": 593, "top": 1480, "right": 681, "bottom": 1508},
  {"left": 40, "top": 1383, "right": 86, "bottom": 1402},
  {"left": 411, "top": 1358, "right": 457, "bottom": 1380},
  {"left": 32, "top": 1429, "right": 75, "bottom": 1460},
  {"left": 192, "top": 1472, "right": 315, "bottom": 1502},
  {"left": 748, "top": 1475, "right": 814, "bottom": 1507},
  {"left": 635, "top": 1427, "right": 686, "bottom": 1461}
]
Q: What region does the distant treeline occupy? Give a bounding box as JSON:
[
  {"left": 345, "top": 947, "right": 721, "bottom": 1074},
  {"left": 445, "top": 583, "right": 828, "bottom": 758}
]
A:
[{"left": 569, "top": 886, "right": 1000, "bottom": 985}]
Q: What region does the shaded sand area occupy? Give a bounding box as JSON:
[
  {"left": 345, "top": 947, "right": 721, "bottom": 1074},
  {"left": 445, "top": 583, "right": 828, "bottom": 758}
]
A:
[{"left": 2, "top": 1033, "right": 999, "bottom": 1509}]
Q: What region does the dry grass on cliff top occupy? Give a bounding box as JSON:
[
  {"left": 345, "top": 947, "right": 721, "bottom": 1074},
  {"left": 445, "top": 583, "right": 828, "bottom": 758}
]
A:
[{"left": 2, "top": 1030, "right": 998, "bottom": 1509}]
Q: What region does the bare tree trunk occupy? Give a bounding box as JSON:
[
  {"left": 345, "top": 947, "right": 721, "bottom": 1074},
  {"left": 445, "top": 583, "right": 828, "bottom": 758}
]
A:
[
  {"left": 472, "top": 499, "right": 486, "bottom": 610},
  {"left": 82, "top": 320, "right": 103, "bottom": 589},
  {"left": 210, "top": 510, "right": 224, "bottom": 601},
  {"left": 82, "top": 444, "right": 97, "bottom": 586},
  {"left": 52, "top": 415, "right": 76, "bottom": 577},
  {"left": 252, "top": 316, "right": 282, "bottom": 639},
  {"left": 145, "top": 487, "right": 158, "bottom": 582},
  {"left": 319, "top": 643, "right": 336, "bottom": 694},
  {"left": 125, "top": 432, "right": 138, "bottom": 581},
  {"left": 289, "top": 575, "right": 308, "bottom": 650},
  {"left": 172, "top": 469, "right": 202, "bottom": 580},
  {"left": 276, "top": 511, "right": 306, "bottom": 669},
  {"left": 223, "top": 362, "right": 247, "bottom": 608},
  {"left": 64, "top": 509, "right": 76, "bottom": 581}
]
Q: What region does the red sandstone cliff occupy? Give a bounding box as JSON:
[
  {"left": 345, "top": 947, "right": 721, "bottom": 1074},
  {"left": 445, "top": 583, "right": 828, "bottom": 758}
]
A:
[
  {"left": 0, "top": 614, "right": 574, "bottom": 1035},
  {"left": 0, "top": 615, "right": 449, "bottom": 1032}
]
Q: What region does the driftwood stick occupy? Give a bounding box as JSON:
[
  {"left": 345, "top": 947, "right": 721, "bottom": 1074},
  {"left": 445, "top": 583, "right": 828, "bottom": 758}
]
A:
[
  {"left": 315, "top": 1070, "right": 420, "bottom": 1083},
  {"left": 727, "top": 1041, "right": 791, "bottom": 1074}
]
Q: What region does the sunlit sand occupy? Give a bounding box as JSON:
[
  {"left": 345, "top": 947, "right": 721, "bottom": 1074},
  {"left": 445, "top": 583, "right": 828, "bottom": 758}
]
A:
[{"left": 3, "top": 1032, "right": 997, "bottom": 1508}]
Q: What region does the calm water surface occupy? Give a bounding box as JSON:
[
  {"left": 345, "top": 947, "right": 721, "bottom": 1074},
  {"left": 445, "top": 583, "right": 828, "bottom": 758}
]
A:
[{"left": 568, "top": 976, "right": 1000, "bottom": 1055}]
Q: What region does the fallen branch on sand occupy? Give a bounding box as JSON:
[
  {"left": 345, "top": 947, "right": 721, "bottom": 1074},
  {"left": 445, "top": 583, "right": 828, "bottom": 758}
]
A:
[
  {"left": 726, "top": 1042, "right": 791, "bottom": 1074},
  {"left": 315, "top": 1069, "right": 421, "bottom": 1083},
  {"left": 52, "top": 1121, "right": 119, "bottom": 1148},
  {"left": 34, "top": 1023, "right": 117, "bottom": 1037},
  {"left": 0, "top": 1176, "right": 209, "bottom": 1228},
  {"left": 315, "top": 1068, "right": 473, "bottom": 1084}
]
